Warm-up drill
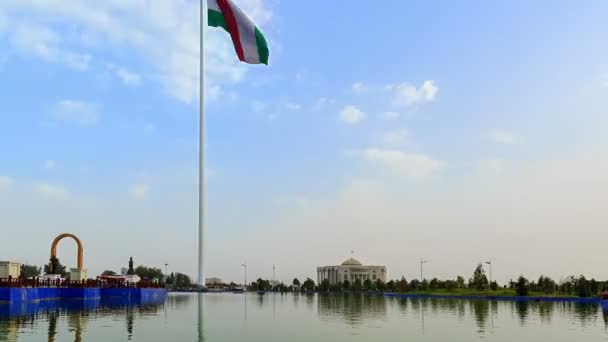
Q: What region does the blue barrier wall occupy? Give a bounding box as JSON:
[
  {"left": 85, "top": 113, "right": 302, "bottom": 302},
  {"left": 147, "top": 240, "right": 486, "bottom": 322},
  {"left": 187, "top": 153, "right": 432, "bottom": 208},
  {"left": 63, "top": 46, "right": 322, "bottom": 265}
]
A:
[{"left": 1, "top": 288, "right": 166, "bottom": 304}]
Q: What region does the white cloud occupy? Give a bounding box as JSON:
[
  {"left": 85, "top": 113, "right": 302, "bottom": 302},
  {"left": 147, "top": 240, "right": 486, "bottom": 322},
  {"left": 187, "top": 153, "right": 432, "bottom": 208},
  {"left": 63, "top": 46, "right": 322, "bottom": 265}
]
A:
[
  {"left": 37, "top": 183, "right": 69, "bottom": 200},
  {"left": 129, "top": 183, "right": 150, "bottom": 200},
  {"left": 144, "top": 123, "right": 156, "bottom": 133},
  {"left": 383, "top": 129, "right": 409, "bottom": 145},
  {"left": 493, "top": 130, "right": 526, "bottom": 145},
  {"left": 107, "top": 63, "right": 141, "bottom": 86},
  {"left": 382, "top": 111, "right": 401, "bottom": 120},
  {"left": 284, "top": 102, "right": 301, "bottom": 111},
  {"left": 351, "top": 82, "right": 365, "bottom": 95},
  {"left": 52, "top": 100, "right": 98, "bottom": 126},
  {"left": 477, "top": 158, "right": 505, "bottom": 175},
  {"left": 312, "top": 97, "right": 333, "bottom": 111},
  {"left": 0, "top": 176, "right": 15, "bottom": 190},
  {"left": 251, "top": 101, "right": 266, "bottom": 113},
  {"left": 359, "top": 148, "right": 444, "bottom": 179},
  {"left": 0, "top": 0, "right": 273, "bottom": 103},
  {"left": 44, "top": 160, "right": 57, "bottom": 170},
  {"left": 389, "top": 80, "right": 438, "bottom": 107},
  {"left": 340, "top": 105, "right": 365, "bottom": 124},
  {"left": 5, "top": 22, "right": 91, "bottom": 71}
]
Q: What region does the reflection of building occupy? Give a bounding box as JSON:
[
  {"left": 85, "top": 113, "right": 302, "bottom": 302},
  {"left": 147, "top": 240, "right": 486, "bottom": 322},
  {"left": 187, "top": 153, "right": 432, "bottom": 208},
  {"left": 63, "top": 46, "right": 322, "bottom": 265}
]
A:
[{"left": 317, "top": 257, "right": 387, "bottom": 285}]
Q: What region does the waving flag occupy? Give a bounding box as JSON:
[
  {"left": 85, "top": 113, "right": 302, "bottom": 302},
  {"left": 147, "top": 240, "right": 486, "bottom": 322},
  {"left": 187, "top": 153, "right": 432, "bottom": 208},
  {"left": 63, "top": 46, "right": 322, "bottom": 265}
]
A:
[{"left": 208, "top": 0, "right": 270, "bottom": 65}]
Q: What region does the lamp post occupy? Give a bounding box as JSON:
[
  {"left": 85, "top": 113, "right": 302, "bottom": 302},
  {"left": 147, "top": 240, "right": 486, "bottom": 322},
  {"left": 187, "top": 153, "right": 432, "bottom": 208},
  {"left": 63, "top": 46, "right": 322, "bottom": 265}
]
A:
[
  {"left": 485, "top": 260, "right": 493, "bottom": 286},
  {"left": 420, "top": 258, "right": 428, "bottom": 281},
  {"left": 242, "top": 263, "right": 247, "bottom": 289}
]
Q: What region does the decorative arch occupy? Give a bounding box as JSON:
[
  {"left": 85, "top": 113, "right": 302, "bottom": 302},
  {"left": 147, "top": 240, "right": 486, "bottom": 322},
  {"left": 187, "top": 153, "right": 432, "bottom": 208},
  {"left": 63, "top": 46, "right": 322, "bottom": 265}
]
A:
[{"left": 50, "top": 233, "right": 84, "bottom": 270}]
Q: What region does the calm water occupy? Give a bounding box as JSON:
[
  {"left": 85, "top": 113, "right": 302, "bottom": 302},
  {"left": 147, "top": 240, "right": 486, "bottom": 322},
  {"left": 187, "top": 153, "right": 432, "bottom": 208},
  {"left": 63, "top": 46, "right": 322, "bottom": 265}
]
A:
[{"left": 1, "top": 293, "right": 607, "bottom": 341}]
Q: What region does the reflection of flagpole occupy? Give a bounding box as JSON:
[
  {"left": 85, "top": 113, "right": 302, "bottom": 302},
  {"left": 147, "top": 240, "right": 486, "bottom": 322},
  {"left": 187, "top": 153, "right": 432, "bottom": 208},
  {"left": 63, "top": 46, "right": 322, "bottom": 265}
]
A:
[
  {"left": 197, "top": 0, "right": 207, "bottom": 287},
  {"left": 198, "top": 294, "right": 205, "bottom": 341}
]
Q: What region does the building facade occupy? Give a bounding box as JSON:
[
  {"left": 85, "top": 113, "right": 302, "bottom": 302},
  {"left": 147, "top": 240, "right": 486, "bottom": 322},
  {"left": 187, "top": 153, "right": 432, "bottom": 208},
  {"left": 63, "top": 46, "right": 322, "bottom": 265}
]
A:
[{"left": 317, "top": 258, "right": 387, "bottom": 285}]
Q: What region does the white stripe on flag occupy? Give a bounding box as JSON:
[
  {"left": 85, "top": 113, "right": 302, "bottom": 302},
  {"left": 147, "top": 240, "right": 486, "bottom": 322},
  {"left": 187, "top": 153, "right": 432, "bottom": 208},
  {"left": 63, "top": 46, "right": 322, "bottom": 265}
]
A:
[{"left": 229, "top": 2, "right": 260, "bottom": 64}]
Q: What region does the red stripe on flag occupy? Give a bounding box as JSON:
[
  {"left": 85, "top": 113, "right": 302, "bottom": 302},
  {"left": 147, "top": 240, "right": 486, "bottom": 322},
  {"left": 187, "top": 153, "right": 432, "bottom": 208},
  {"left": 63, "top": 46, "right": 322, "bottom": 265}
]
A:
[{"left": 217, "top": 0, "right": 245, "bottom": 62}]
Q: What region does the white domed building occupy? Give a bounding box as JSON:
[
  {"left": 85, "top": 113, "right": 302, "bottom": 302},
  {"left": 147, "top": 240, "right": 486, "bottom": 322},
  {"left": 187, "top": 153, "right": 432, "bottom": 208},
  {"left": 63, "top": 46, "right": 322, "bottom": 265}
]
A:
[{"left": 317, "top": 257, "right": 387, "bottom": 285}]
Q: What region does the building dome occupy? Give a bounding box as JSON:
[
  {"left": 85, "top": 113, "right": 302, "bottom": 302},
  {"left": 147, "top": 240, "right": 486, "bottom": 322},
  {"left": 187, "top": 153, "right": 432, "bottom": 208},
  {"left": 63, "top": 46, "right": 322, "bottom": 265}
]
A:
[{"left": 341, "top": 257, "right": 362, "bottom": 266}]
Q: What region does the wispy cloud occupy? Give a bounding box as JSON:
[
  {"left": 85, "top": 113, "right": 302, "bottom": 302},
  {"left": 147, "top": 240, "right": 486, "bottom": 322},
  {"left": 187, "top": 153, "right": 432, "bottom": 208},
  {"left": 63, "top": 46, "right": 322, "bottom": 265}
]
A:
[
  {"left": 493, "top": 130, "right": 526, "bottom": 145},
  {"left": 0, "top": 176, "right": 15, "bottom": 190},
  {"left": 52, "top": 100, "right": 99, "bottom": 126},
  {"left": 383, "top": 129, "right": 409, "bottom": 145},
  {"left": 6, "top": 22, "right": 91, "bottom": 71},
  {"left": 312, "top": 97, "right": 333, "bottom": 112},
  {"left": 340, "top": 105, "right": 365, "bottom": 124},
  {"left": 381, "top": 111, "right": 401, "bottom": 120},
  {"left": 0, "top": 0, "right": 274, "bottom": 103},
  {"left": 356, "top": 148, "right": 444, "bottom": 180},
  {"left": 351, "top": 82, "right": 366, "bottom": 95},
  {"left": 44, "top": 160, "right": 57, "bottom": 170},
  {"left": 477, "top": 158, "right": 505, "bottom": 176},
  {"left": 388, "top": 80, "right": 438, "bottom": 107},
  {"left": 106, "top": 63, "right": 141, "bottom": 86},
  {"left": 129, "top": 183, "right": 150, "bottom": 200},
  {"left": 37, "top": 183, "right": 69, "bottom": 200}
]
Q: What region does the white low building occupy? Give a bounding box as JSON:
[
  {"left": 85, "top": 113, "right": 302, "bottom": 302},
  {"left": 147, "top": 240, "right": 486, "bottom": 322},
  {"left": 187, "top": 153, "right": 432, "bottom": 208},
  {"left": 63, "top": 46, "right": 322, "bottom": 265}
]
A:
[{"left": 317, "top": 257, "right": 387, "bottom": 285}]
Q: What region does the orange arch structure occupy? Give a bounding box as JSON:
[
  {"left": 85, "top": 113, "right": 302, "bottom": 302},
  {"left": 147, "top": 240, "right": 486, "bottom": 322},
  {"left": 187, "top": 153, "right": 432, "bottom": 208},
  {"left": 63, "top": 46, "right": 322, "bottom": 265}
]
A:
[{"left": 51, "top": 233, "right": 84, "bottom": 270}]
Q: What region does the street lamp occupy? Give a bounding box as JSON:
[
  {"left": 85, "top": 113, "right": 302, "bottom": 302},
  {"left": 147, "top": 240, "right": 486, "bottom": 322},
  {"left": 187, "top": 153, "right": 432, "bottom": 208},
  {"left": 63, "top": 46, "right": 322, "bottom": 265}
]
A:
[
  {"left": 485, "top": 260, "right": 493, "bottom": 285},
  {"left": 241, "top": 263, "right": 247, "bottom": 288},
  {"left": 420, "top": 258, "right": 428, "bottom": 281}
]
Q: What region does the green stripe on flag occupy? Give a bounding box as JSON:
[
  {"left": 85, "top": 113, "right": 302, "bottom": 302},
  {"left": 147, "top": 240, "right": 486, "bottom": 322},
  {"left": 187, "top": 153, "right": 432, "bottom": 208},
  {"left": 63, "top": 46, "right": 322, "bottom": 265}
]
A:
[
  {"left": 254, "top": 27, "right": 269, "bottom": 65},
  {"left": 208, "top": 9, "right": 228, "bottom": 32}
]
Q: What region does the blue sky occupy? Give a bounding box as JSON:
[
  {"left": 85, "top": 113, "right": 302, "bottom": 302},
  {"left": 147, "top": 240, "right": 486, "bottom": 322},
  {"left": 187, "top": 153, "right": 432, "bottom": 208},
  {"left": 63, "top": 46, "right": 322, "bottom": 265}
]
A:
[{"left": 0, "top": 0, "right": 607, "bottom": 284}]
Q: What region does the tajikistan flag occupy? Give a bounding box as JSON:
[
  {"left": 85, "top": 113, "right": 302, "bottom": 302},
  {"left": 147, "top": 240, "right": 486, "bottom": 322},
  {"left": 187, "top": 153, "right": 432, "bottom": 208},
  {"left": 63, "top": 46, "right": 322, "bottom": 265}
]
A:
[{"left": 208, "top": 0, "right": 270, "bottom": 65}]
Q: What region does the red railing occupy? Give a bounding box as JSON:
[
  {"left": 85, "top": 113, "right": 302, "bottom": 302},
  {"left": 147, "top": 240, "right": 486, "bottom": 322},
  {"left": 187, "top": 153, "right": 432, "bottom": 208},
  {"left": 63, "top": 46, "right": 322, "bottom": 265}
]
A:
[{"left": 0, "top": 276, "right": 163, "bottom": 289}]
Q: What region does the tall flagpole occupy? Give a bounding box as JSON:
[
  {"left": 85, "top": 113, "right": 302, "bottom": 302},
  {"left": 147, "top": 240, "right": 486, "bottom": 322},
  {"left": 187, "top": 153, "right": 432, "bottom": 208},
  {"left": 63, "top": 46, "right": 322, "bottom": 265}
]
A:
[{"left": 198, "top": 0, "right": 206, "bottom": 287}]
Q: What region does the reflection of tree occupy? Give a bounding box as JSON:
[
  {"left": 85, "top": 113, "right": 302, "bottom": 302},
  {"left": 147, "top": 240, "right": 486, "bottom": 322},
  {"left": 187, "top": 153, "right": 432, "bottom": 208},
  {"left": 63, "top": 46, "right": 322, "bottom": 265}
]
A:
[
  {"left": 603, "top": 309, "right": 608, "bottom": 329},
  {"left": 537, "top": 301, "right": 554, "bottom": 324},
  {"left": 572, "top": 303, "right": 597, "bottom": 328},
  {"left": 470, "top": 300, "right": 490, "bottom": 334},
  {"left": 515, "top": 301, "right": 529, "bottom": 325},
  {"left": 126, "top": 307, "right": 134, "bottom": 340},
  {"left": 48, "top": 310, "right": 58, "bottom": 342},
  {"left": 317, "top": 294, "right": 387, "bottom": 326}
]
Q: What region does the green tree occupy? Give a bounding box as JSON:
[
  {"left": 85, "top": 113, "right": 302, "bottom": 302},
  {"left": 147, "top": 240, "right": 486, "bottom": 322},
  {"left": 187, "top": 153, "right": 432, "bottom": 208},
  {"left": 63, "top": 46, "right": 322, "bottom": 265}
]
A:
[
  {"left": 363, "top": 279, "right": 372, "bottom": 291},
  {"left": 301, "top": 278, "right": 315, "bottom": 292},
  {"left": 375, "top": 279, "right": 386, "bottom": 292},
  {"left": 102, "top": 270, "right": 117, "bottom": 276},
  {"left": 353, "top": 278, "right": 362, "bottom": 291},
  {"left": 134, "top": 266, "right": 164, "bottom": 280},
  {"left": 43, "top": 260, "right": 68, "bottom": 278},
  {"left": 343, "top": 279, "right": 351, "bottom": 290},
  {"left": 173, "top": 273, "right": 193, "bottom": 289},
  {"left": 409, "top": 279, "right": 421, "bottom": 291},
  {"left": 395, "top": 277, "right": 409, "bottom": 292},
  {"left": 471, "top": 264, "right": 489, "bottom": 290},
  {"left": 292, "top": 278, "right": 301, "bottom": 287},
  {"left": 456, "top": 276, "right": 466, "bottom": 288},
  {"left": 429, "top": 278, "right": 439, "bottom": 289},
  {"left": 445, "top": 280, "right": 456, "bottom": 290},
  {"left": 515, "top": 276, "right": 529, "bottom": 296},
  {"left": 20, "top": 264, "right": 41, "bottom": 278},
  {"left": 319, "top": 279, "right": 331, "bottom": 293},
  {"left": 386, "top": 280, "right": 395, "bottom": 292},
  {"left": 490, "top": 281, "right": 498, "bottom": 291}
]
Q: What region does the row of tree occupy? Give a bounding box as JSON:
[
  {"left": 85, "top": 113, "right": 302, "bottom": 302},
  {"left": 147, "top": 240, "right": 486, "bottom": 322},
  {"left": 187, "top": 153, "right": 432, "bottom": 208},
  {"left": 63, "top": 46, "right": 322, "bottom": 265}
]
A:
[{"left": 249, "top": 264, "right": 606, "bottom": 297}]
